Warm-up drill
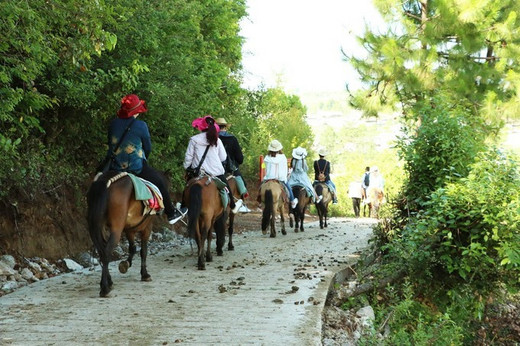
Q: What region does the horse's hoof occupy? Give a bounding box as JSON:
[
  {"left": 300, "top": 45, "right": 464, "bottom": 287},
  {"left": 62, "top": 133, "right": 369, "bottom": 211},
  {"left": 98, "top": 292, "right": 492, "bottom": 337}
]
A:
[
  {"left": 281, "top": 230, "right": 287, "bottom": 235},
  {"left": 141, "top": 275, "right": 152, "bottom": 282},
  {"left": 294, "top": 229, "right": 299, "bottom": 233},
  {"left": 99, "top": 289, "right": 111, "bottom": 298},
  {"left": 228, "top": 244, "right": 234, "bottom": 251},
  {"left": 270, "top": 233, "right": 276, "bottom": 238},
  {"left": 262, "top": 230, "right": 267, "bottom": 235},
  {"left": 217, "top": 251, "right": 223, "bottom": 256},
  {"left": 118, "top": 261, "right": 129, "bottom": 274}
]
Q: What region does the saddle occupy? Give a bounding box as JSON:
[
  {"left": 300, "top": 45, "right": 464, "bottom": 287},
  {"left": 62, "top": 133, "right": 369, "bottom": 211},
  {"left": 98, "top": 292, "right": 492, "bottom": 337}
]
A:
[
  {"left": 185, "top": 174, "right": 229, "bottom": 208},
  {"left": 107, "top": 172, "right": 164, "bottom": 215},
  {"left": 258, "top": 179, "right": 289, "bottom": 204}
]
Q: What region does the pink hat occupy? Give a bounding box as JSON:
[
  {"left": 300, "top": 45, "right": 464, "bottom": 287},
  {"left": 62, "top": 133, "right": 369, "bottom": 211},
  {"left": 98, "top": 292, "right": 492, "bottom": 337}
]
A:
[
  {"left": 117, "top": 94, "right": 147, "bottom": 118},
  {"left": 191, "top": 115, "right": 220, "bottom": 132}
]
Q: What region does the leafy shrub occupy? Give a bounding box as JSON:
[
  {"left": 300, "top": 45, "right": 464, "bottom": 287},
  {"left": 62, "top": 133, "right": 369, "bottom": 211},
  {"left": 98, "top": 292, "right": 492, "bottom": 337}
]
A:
[
  {"left": 396, "top": 100, "right": 487, "bottom": 214},
  {"left": 402, "top": 148, "right": 520, "bottom": 294}
]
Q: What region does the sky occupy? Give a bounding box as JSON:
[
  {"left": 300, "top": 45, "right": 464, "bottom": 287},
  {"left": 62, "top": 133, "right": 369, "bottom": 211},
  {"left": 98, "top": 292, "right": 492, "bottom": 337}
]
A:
[{"left": 239, "top": 0, "right": 385, "bottom": 95}]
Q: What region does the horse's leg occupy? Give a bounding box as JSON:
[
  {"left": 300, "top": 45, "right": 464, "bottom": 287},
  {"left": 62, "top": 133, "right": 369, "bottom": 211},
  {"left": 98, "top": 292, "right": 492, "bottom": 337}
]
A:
[
  {"left": 119, "top": 232, "right": 136, "bottom": 274},
  {"left": 317, "top": 204, "right": 324, "bottom": 229},
  {"left": 216, "top": 213, "right": 226, "bottom": 256},
  {"left": 280, "top": 203, "right": 286, "bottom": 236},
  {"left": 197, "top": 225, "right": 206, "bottom": 270},
  {"left": 206, "top": 225, "right": 213, "bottom": 263},
  {"left": 227, "top": 212, "right": 234, "bottom": 251},
  {"left": 300, "top": 205, "right": 305, "bottom": 232},
  {"left": 324, "top": 206, "right": 328, "bottom": 228},
  {"left": 270, "top": 210, "right": 276, "bottom": 238},
  {"left": 99, "top": 230, "right": 121, "bottom": 297},
  {"left": 139, "top": 226, "right": 152, "bottom": 282}
]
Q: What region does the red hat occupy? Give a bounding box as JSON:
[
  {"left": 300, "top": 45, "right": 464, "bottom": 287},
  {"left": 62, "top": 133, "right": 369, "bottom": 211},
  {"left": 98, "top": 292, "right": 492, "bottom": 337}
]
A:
[{"left": 117, "top": 94, "right": 147, "bottom": 118}]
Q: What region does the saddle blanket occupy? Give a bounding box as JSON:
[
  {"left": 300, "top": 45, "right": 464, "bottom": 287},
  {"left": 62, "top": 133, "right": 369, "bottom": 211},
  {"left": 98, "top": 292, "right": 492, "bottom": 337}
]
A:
[{"left": 127, "top": 173, "right": 164, "bottom": 214}]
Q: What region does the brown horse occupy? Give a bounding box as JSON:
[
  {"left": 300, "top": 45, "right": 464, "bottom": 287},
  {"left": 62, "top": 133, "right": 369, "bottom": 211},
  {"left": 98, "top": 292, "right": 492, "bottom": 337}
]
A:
[
  {"left": 87, "top": 171, "right": 156, "bottom": 297},
  {"left": 225, "top": 175, "right": 242, "bottom": 250},
  {"left": 260, "top": 180, "right": 286, "bottom": 237},
  {"left": 183, "top": 175, "right": 226, "bottom": 270},
  {"left": 314, "top": 182, "right": 332, "bottom": 229},
  {"left": 289, "top": 186, "right": 312, "bottom": 232}
]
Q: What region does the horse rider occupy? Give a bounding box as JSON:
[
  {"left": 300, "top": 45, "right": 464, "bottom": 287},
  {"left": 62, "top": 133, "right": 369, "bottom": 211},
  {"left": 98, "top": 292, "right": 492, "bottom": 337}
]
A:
[
  {"left": 215, "top": 117, "right": 250, "bottom": 212},
  {"left": 262, "top": 139, "right": 298, "bottom": 209},
  {"left": 361, "top": 166, "right": 370, "bottom": 201},
  {"left": 313, "top": 148, "right": 338, "bottom": 204},
  {"left": 368, "top": 165, "right": 385, "bottom": 197},
  {"left": 288, "top": 147, "right": 318, "bottom": 202},
  {"left": 183, "top": 115, "right": 243, "bottom": 214},
  {"left": 98, "top": 94, "right": 187, "bottom": 224}
]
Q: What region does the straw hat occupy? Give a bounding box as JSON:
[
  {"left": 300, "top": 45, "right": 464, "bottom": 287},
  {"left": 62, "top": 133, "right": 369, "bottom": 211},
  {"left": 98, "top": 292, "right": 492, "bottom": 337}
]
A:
[
  {"left": 292, "top": 147, "right": 307, "bottom": 159},
  {"left": 318, "top": 148, "right": 327, "bottom": 157},
  {"left": 267, "top": 139, "right": 283, "bottom": 152},
  {"left": 215, "top": 117, "right": 228, "bottom": 126}
]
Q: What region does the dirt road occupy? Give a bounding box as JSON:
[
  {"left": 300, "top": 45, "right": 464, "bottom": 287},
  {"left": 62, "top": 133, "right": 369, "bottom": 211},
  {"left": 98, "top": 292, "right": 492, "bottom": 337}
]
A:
[{"left": 0, "top": 216, "right": 375, "bottom": 345}]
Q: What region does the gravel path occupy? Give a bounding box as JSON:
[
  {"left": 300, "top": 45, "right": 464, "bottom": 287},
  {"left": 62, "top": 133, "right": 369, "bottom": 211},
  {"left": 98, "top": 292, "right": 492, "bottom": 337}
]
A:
[{"left": 0, "top": 217, "right": 375, "bottom": 345}]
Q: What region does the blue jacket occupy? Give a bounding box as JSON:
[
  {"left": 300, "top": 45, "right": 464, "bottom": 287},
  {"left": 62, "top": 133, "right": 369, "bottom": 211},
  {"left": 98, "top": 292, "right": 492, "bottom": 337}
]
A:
[{"left": 107, "top": 117, "right": 151, "bottom": 174}]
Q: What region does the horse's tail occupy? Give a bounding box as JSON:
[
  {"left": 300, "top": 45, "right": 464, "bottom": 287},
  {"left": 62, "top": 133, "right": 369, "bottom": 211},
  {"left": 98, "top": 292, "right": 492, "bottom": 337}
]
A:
[
  {"left": 187, "top": 184, "right": 203, "bottom": 239},
  {"left": 87, "top": 178, "right": 109, "bottom": 262},
  {"left": 261, "top": 189, "right": 273, "bottom": 230}
]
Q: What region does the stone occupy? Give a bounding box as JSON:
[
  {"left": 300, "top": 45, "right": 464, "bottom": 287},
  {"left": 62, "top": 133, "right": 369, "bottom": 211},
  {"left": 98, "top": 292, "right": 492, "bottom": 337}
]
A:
[{"left": 63, "top": 258, "right": 83, "bottom": 272}]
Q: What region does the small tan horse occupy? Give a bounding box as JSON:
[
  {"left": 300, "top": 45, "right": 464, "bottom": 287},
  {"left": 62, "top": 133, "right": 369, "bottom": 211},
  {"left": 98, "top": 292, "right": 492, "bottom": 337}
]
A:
[
  {"left": 366, "top": 186, "right": 385, "bottom": 218},
  {"left": 183, "top": 175, "right": 226, "bottom": 270},
  {"left": 314, "top": 182, "right": 332, "bottom": 229},
  {"left": 87, "top": 171, "right": 157, "bottom": 297},
  {"left": 289, "top": 186, "right": 312, "bottom": 232},
  {"left": 260, "top": 180, "right": 287, "bottom": 237}
]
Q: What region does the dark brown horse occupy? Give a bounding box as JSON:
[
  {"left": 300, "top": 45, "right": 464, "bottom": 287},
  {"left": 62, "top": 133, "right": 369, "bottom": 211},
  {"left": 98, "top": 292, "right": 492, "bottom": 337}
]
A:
[
  {"left": 289, "top": 186, "right": 312, "bottom": 232},
  {"left": 183, "top": 175, "right": 226, "bottom": 270},
  {"left": 225, "top": 175, "right": 241, "bottom": 250},
  {"left": 314, "top": 182, "right": 332, "bottom": 229},
  {"left": 260, "top": 180, "right": 286, "bottom": 237},
  {"left": 87, "top": 171, "right": 156, "bottom": 297}
]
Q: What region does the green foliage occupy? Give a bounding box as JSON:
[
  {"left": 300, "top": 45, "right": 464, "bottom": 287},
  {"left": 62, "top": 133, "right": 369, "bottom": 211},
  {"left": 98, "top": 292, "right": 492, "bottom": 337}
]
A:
[
  {"left": 396, "top": 98, "right": 488, "bottom": 212},
  {"left": 0, "top": 0, "right": 249, "bottom": 197},
  {"left": 411, "top": 149, "right": 520, "bottom": 292},
  {"left": 244, "top": 87, "right": 313, "bottom": 177}
]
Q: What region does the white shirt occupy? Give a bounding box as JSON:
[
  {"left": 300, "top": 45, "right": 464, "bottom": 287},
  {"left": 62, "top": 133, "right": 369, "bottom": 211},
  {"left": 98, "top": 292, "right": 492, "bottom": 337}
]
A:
[
  {"left": 263, "top": 153, "right": 288, "bottom": 182},
  {"left": 183, "top": 132, "right": 226, "bottom": 176},
  {"left": 348, "top": 181, "right": 363, "bottom": 199}
]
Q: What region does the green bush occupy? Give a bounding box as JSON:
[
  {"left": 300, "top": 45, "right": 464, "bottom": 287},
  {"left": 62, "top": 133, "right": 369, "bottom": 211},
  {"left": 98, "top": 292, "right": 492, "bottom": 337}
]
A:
[{"left": 401, "top": 148, "right": 520, "bottom": 294}]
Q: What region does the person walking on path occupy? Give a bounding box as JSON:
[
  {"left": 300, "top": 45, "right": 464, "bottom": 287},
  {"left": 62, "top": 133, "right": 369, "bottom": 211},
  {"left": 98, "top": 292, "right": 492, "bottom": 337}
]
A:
[
  {"left": 262, "top": 139, "right": 298, "bottom": 209},
  {"left": 313, "top": 148, "right": 338, "bottom": 204},
  {"left": 348, "top": 180, "right": 363, "bottom": 217},
  {"left": 288, "top": 147, "right": 317, "bottom": 202},
  {"left": 215, "top": 117, "right": 250, "bottom": 212},
  {"left": 98, "top": 94, "right": 186, "bottom": 224},
  {"left": 183, "top": 115, "right": 243, "bottom": 214}
]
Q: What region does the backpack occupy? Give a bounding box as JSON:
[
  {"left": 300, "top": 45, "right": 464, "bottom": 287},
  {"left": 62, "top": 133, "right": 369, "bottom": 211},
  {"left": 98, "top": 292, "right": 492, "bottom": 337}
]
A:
[
  {"left": 364, "top": 172, "right": 370, "bottom": 187},
  {"left": 318, "top": 161, "right": 328, "bottom": 182}
]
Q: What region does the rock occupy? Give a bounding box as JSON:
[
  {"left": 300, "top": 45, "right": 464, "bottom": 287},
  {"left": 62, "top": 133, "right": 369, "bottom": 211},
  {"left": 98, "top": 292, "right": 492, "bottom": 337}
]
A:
[
  {"left": 74, "top": 252, "right": 98, "bottom": 267},
  {"left": 20, "top": 268, "right": 36, "bottom": 281},
  {"left": 2, "top": 280, "right": 20, "bottom": 293},
  {"left": 0, "top": 255, "right": 16, "bottom": 269},
  {"left": 63, "top": 258, "right": 83, "bottom": 272},
  {"left": 26, "top": 260, "right": 42, "bottom": 272},
  {"left": 0, "top": 261, "right": 16, "bottom": 276},
  {"left": 356, "top": 305, "right": 375, "bottom": 328}
]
